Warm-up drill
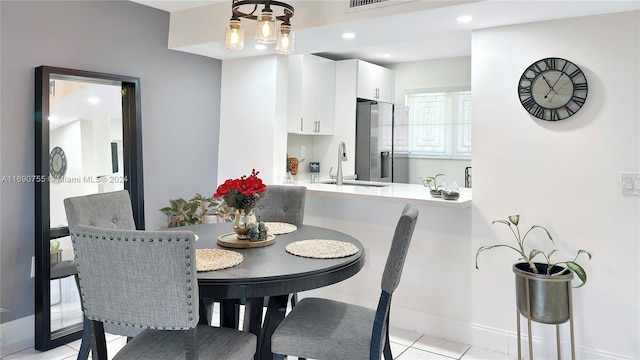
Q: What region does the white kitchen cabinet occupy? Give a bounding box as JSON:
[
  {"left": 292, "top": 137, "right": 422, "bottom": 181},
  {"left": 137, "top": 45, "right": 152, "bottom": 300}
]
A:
[
  {"left": 287, "top": 54, "right": 335, "bottom": 135},
  {"left": 356, "top": 59, "right": 395, "bottom": 103}
]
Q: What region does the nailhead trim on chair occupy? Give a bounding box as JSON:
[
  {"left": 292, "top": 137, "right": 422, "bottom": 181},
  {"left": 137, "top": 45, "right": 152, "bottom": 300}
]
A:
[{"left": 71, "top": 228, "right": 197, "bottom": 331}]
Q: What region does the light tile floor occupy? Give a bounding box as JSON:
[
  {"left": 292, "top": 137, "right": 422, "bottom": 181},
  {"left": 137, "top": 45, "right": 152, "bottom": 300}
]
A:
[{"left": 1, "top": 325, "right": 517, "bottom": 360}]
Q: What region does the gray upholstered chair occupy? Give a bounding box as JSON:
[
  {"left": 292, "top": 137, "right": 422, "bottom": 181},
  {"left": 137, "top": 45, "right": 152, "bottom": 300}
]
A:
[
  {"left": 253, "top": 185, "right": 306, "bottom": 226},
  {"left": 64, "top": 189, "right": 137, "bottom": 231},
  {"left": 252, "top": 185, "right": 307, "bottom": 309},
  {"left": 63, "top": 190, "right": 139, "bottom": 359},
  {"left": 69, "top": 225, "right": 257, "bottom": 360},
  {"left": 212, "top": 185, "right": 308, "bottom": 328},
  {"left": 271, "top": 204, "right": 419, "bottom": 360}
]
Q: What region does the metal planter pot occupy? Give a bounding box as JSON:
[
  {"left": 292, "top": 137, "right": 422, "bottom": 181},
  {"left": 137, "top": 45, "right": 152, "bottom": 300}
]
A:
[{"left": 513, "top": 262, "right": 573, "bottom": 324}]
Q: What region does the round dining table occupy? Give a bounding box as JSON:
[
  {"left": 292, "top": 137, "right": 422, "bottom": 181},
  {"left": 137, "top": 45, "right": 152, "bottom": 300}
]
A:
[{"left": 183, "top": 222, "right": 365, "bottom": 360}]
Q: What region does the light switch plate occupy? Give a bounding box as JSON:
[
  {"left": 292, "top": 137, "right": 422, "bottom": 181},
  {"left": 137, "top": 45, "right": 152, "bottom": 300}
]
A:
[{"left": 620, "top": 172, "right": 640, "bottom": 195}]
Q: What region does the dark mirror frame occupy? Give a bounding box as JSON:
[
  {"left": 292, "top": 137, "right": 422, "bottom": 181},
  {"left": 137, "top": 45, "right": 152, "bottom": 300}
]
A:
[{"left": 34, "top": 66, "right": 145, "bottom": 351}]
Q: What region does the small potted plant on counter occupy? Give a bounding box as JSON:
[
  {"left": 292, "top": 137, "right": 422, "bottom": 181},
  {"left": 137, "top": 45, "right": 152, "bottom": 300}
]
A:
[
  {"left": 475, "top": 214, "right": 591, "bottom": 325},
  {"left": 441, "top": 181, "right": 460, "bottom": 201},
  {"left": 419, "top": 173, "right": 445, "bottom": 197}
]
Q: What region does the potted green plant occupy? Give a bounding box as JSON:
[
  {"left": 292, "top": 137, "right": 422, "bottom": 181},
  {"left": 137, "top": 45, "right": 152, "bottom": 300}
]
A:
[
  {"left": 209, "top": 196, "right": 235, "bottom": 223},
  {"left": 419, "top": 173, "right": 445, "bottom": 197},
  {"left": 160, "top": 193, "right": 234, "bottom": 228},
  {"left": 475, "top": 214, "right": 591, "bottom": 324}
]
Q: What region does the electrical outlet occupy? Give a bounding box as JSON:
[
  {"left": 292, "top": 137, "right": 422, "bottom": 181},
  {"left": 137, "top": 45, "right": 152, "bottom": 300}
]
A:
[
  {"left": 31, "top": 256, "right": 35, "bottom": 278},
  {"left": 300, "top": 145, "right": 306, "bottom": 158},
  {"left": 621, "top": 172, "right": 640, "bottom": 195}
]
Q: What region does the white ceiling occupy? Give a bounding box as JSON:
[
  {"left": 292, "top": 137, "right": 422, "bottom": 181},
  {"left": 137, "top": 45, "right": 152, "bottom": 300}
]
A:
[{"left": 131, "top": 1, "right": 640, "bottom": 65}]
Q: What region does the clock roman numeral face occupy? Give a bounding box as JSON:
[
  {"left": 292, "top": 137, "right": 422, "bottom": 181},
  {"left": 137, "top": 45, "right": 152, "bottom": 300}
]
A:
[
  {"left": 518, "top": 57, "right": 588, "bottom": 121},
  {"left": 49, "top": 146, "right": 67, "bottom": 179}
]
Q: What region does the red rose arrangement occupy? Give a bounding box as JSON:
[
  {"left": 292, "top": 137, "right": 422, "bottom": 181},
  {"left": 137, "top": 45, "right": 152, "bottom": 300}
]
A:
[{"left": 214, "top": 169, "right": 266, "bottom": 213}]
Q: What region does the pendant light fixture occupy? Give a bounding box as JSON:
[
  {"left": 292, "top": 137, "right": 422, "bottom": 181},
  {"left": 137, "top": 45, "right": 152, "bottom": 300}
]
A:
[
  {"left": 225, "top": 19, "right": 245, "bottom": 50},
  {"left": 224, "top": 0, "right": 295, "bottom": 54},
  {"left": 275, "top": 22, "right": 294, "bottom": 54}
]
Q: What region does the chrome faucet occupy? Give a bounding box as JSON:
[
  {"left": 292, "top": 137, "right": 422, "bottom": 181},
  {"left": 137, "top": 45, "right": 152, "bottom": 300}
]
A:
[{"left": 336, "top": 141, "right": 347, "bottom": 185}]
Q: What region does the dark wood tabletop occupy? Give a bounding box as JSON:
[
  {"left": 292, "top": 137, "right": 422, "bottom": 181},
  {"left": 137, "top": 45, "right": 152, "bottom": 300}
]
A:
[
  {"left": 181, "top": 222, "right": 366, "bottom": 360},
  {"left": 188, "top": 222, "right": 365, "bottom": 298}
]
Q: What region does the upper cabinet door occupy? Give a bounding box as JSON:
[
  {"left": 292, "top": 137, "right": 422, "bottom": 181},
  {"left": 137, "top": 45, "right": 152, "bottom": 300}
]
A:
[
  {"left": 376, "top": 66, "right": 395, "bottom": 103},
  {"left": 356, "top": 60, "right": 378, "bottom": 101},
  {"left": 315, "top": 57, "right": 336, "bottom": 135},
  {"left": 356, "top": 60, "right": 395, "bottom": 103},
  {"left": 287, "top": 54, "right": 336, "bottom": 135}
]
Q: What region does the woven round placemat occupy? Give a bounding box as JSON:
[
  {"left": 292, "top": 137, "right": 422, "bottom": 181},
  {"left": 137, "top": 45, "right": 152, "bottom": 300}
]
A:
[
  {"left": 196, "top": 248, "right": 243, "bottom": 272},
  {"left": 285, "top": 239, "right": 359, "bottom": 259},
  {"left": 265, "top": 222, "right": 297, "bottom": 235}
]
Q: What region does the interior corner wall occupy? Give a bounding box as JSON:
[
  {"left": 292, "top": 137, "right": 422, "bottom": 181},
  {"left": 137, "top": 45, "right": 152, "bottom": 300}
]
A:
[
  {"left": 218, "top": 55, "right": 287, "bottom": 185},
  {"left": 0, "top": 0, "right": 222, "bottom": 348},
  {"left": 470, "top": 11, "right": 639, "bottom": 359}
]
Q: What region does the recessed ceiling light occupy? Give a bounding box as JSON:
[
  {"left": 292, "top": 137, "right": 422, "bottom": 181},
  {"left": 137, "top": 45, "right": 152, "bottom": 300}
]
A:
[
  {"left": 457, "top": 15, "right": 473, "bottom": 23},
  {"left": 342, "top": 32, "right": 355, "bottom": 40},
  {"left": 383, "top": 53, "right": 391, "bottom": 58},
  {"left": 87, "top": 96, "right": 100, "bottom": 104},
  {"left": 255, "top": 44, "right": 267, "bottom": 50}
]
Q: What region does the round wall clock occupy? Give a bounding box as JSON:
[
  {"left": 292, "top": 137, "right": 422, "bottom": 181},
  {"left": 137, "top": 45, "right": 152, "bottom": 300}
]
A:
[
  {"left": 49, "top": 146, "right": 67, "bottom": 179},
  {"left": 518, "top": 57, "right": 588, "bottom": 121}
]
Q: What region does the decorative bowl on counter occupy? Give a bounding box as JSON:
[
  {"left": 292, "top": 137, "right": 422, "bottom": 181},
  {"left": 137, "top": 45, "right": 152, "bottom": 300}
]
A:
[{"left": 442, "top": 190, "right": 460, "bottom": 200}]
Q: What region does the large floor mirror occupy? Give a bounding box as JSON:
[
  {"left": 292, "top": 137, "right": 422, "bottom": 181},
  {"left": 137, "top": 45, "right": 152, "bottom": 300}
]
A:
[{"left": 34, "top": 66, "right": 145, "bottom": 351}]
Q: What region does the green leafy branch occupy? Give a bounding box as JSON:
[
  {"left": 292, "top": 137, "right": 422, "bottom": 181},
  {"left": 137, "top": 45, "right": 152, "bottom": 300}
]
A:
[
  {"left": 160, "top": 193, "right": 234, "bottom": 227},
  {"left": 475, "top": 214, "right": 592, "bottom": 287}
]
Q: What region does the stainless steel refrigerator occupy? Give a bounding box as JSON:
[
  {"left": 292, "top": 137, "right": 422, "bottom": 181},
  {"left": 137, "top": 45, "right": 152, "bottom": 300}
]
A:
[{"left": 355, "top": 100, "right": 409, "bottom": 183}]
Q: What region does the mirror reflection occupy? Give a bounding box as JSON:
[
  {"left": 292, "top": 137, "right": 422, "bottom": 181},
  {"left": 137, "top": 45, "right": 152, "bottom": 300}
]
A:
[
  {"left": 48, "top": 78, "right": 124, "bottom": 333},
  {"left": 35, "top": 66, "right": 144, "bottom": 352}
]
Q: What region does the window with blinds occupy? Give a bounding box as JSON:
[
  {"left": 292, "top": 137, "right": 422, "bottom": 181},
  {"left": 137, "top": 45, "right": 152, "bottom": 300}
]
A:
[{"left": 405, "top": 89, "right": 471, "bottom": 158}]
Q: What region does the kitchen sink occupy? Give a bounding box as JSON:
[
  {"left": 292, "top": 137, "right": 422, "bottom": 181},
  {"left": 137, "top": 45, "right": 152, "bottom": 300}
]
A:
[{"left": 318, "top": 179, "right": 391, "bottom": 187}]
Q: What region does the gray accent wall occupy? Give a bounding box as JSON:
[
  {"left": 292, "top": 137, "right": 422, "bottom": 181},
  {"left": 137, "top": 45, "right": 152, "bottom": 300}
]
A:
[{"left": 0, "top": 0, "right": 222, "bottom": 323}]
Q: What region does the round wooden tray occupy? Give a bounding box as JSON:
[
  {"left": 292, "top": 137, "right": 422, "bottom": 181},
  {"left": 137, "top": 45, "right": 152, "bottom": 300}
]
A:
[{"left": 217, "top": 232, "right": 276, "bottom": 248}]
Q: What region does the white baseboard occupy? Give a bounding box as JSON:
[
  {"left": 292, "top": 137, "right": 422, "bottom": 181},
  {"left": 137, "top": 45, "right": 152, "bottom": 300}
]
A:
[
  {"left": 0, "top": 315, "right": 35, "bottom": 357},
  {"left": 390, "top": 305, "right": 635, "bottom": 360},
  {"left": 302, "top": 289, "right": 635, "bottom": 360}
]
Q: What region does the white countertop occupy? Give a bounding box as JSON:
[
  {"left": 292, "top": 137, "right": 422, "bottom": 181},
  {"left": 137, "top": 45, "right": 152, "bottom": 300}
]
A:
[{"left": 290, "top": 177, "right": 471, "bottom": 209}]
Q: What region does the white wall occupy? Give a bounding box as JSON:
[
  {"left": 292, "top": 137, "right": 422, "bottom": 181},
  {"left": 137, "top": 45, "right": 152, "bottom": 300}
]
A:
[
  {"left": 218, "top": 55, "right": 288, "bottom": 185},
  {"left": 304, "top": 11, "right": 639, "bottom": 360},
  {"left": 471, "top": 11, "right": 639, "bottom": 359}
]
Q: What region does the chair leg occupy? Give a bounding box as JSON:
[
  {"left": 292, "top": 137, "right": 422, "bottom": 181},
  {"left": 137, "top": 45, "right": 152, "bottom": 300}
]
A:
[
  {"left": 183, "top": 328, "right": 197, "bottom": 360},
  {"left": 74, "top": 275, "right": 90, "bottom": 360},
  {"left": 383, "top": 324, "right": 392, "bottom": 360},
  {"left": 244, "top": 297, "right": 265, "bottom": 360},
  {"left": 76, "top": 316, "right": 90, "bottom": 360},
  {"left": 199, "top": 298, "right": 212, "bottom": 325},
  {"left": 260, "top": 295, "right": 288, "bottom": 360},
  {"left": 88, "top": 320, "right": 108, "bottom": 360}
]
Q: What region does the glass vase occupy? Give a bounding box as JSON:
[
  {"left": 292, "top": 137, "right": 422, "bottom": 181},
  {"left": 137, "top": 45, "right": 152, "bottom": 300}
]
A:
[{"left": 233, "top": 209, "right": 257, "bottom": 239}]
